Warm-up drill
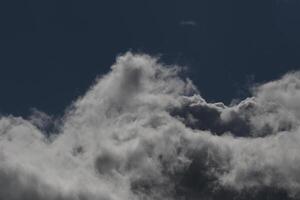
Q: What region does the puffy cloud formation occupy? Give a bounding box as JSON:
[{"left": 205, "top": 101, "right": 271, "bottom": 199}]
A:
[{"left": 1, "top": 53, "right": 300, "bottom": 199}]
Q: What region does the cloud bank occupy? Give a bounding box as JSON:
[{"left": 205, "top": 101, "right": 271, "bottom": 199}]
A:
[{"left": 1, "top": 53, "right": 300, "bottom": 199}]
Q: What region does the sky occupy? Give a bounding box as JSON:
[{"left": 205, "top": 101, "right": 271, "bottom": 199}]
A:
[
  {"left": 1, "top": 0, "right": 300, "bottom": 116},
  {"left": 2, "top": 1, "right": 300, "bottom": 200}
]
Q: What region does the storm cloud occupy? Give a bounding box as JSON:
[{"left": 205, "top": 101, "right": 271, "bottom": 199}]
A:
[{"left": 1, "top": 53, "right": 300, "bottom": 199}]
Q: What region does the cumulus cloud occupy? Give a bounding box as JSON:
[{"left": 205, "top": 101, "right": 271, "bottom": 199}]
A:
[{"left": 1, "top": 53, "right": 300, "bottom": 199}]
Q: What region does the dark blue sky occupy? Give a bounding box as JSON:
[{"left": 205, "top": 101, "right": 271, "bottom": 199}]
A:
[{"left": 1, "top": 0, "right": 300, "bottom": 116}]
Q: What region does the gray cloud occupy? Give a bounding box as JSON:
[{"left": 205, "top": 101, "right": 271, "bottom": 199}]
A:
[
  {"left": 0, "top": 53, "right": 300, "bottom": 199},
  {"left": 179, "top": 20, "right": 197, "bottom": 27}
]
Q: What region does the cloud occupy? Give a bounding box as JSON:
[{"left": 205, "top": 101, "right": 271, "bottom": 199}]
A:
[
  {"left": 179, "top": 20, "right": 197, "bottom": 27},
  {"left": 0, "top": 52, "right": 300, "bottom": 199}
]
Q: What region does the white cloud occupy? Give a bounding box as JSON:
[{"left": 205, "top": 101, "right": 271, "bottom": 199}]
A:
[{"left": 0, "top": 52, "right": 300, "bottom": 199}]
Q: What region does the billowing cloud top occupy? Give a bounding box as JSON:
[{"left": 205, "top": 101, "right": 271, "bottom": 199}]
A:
[{"left": 1, "top": 53, "right": 300, "bottom": 200}]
